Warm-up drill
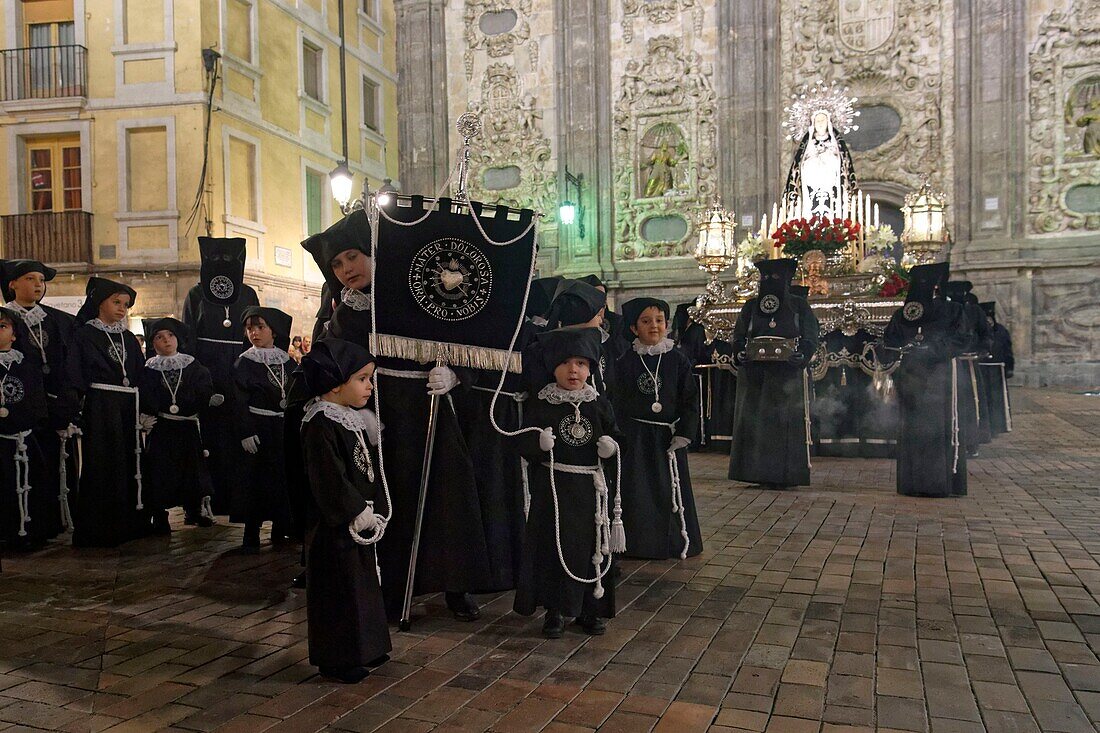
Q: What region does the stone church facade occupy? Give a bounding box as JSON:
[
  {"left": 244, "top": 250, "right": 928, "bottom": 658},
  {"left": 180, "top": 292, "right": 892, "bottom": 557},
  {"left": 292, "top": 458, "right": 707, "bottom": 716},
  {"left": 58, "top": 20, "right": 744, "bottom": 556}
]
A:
[{"left": 394, "top": 0, "right": 1100, "bottom": 386}]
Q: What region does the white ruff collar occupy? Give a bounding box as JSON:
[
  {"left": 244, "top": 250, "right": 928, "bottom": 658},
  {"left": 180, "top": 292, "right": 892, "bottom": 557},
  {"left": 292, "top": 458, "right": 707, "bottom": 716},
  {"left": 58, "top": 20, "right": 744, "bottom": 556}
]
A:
[
  {"left": 538, "top": 383, "right": 598, "bottom": 404},
  {"left": 633, "top": 338, "right": 675, "bottom": 356},
  {"left": 5, "top": 303, "right": 46, "bottom": 327},
  {"left": 0, "top": 350, "right": 24, "bottom": 368},
  {"left": 145, "top": 353, "right": 195, "bottom": 371},
  {"left": 302, "top": 398, "right": 373, "bottom": 432},
  {"left": 89, "top": 318, "right": 127, "bottom": 334},
  {"left": 341, "top": 287, "right": 371, "bottom": 312},
  {"left": 240, "top": 346, "right": 291, "bottom": 365}
]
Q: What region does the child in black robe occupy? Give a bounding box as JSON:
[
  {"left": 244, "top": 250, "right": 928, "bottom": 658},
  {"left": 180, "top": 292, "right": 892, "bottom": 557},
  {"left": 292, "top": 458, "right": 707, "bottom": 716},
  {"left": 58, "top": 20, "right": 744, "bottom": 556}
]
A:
[
  {"left": 139, "top": 318, "right": 215, "bottom": 533},
  {"left": 515, "top": 327, "right": 623, "bottom": 638},
  {"left": 70, "top": 278, "right": 150, "bottom": 547},
  {"left": 613, "top": 298, "right": 702, "bottom": 560},
  {"left": 0, "top": 308, "right": 49, "bottom": 549},
  {"left": 296, "top": 339, "right": 391, "bottom": 683},
  {"left": 233, "top": 306, "right": 294, "bottom": 551}
]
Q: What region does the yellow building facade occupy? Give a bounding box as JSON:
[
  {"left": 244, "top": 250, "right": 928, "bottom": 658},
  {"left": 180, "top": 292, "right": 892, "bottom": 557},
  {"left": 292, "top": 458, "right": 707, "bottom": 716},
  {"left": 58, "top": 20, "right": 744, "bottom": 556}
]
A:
[{"left": 0, "top": 0, "right": 398, "bottom": 332}]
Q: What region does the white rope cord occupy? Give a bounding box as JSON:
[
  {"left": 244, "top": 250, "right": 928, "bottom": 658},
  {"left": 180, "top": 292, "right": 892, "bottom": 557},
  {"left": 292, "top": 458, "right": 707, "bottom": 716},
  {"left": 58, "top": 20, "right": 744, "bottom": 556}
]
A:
[
  {"left": 248, "top": 406, "right": 284, "bottom": 417},
  {"left": 1000, "top": 363, "right": 1013, "bottom": 432},
  {"left": 58, "top": 435, "right": 72, "bottom": 530},
  {"left": 347, "top": 428, "right": 393, "bottom": 552},
  {"left": 966, "top": 358, "right": 981, "bottom": 422},
  {"left": 802, "top": 368, "right": 813, "bottom": 469},
  {"left": 633, "top": 417, "right": 689, "bottom": 559},
  {"left": 90, "top": 382, "right": 144, "bottom": 510},
  {"left": 0, "top": 431, "right": 32, "bottom": 536},
  {"left": 951, "top": 358, "right": 960, "bottom": 474},
  {"left": 200, "top": 495, "right": 215, "bottom": 522}
]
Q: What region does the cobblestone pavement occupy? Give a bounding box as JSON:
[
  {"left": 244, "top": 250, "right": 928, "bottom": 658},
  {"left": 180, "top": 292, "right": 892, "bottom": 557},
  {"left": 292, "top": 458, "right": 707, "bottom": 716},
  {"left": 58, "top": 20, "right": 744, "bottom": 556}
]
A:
[{"left": 2, "top": 387, "right": 1100, "bottom": 732}]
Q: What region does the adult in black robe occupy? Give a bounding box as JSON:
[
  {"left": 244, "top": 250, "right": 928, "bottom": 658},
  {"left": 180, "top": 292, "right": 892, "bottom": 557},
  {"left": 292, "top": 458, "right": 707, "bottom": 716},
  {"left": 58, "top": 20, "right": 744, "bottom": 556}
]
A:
[
  {"left": 233, "top": 306, "right": 294, "bottom": 550},
  {"left": 883, "top": 263, "right": 969, "bottom": 497},
  {"left": 979, "top": 302, "right": 1013, "bottom": 435},
  {"left": 302, "top": 211, "right": 491, "bottom": 621},
  {"left": 296, "top": 339, "right": 390, "bottom": 682},
  {"left": 943, "top": 281, "right": 992, "bottom": 455},
  {"left": 728, "top": 259, "right": 820, "bottom": 488},
  {"left": 181, "top": 237, "right": 260, "bottom": 513},
  {"left": 580, "top": 274, "right": 629, "bottom": 354},
  {"left": 515, "top": 328, "right": 620, "bottom": 630},
  {"left": 139, "top": 318, "right": 215, "bottom": 531},
  {"left": 812, "top": 328, "right": 896, "bottom": 458},
  {"left": 0, "top": 313, "right": 50, "bottom": 549},
  {"left": 70, "top": 278, "right": 148, "bottom": 547},
  {"left": 613, "top": 298, "right": 702, "bottom": 560},
  {"left": 3, "top": 260, "right": 80, "bottom": 540}
]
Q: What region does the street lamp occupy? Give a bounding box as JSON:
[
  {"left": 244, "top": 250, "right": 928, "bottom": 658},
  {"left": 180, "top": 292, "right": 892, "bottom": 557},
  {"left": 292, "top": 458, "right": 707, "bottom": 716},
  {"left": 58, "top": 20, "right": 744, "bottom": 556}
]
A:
[
  {"left": 330, "top": 162, "right": 354, "bottom": 212},
  {"left": 377, "top": 178, "right": 397, "bottom": 207},
  {"left": 694, "top": 196, "right": 737, "bottom": 276},
  {"left": 901, "top": 178, "right": 950, "bottom": 265},
  {"left": 559, "top": 167, "right": 585, "bottom": 238}
]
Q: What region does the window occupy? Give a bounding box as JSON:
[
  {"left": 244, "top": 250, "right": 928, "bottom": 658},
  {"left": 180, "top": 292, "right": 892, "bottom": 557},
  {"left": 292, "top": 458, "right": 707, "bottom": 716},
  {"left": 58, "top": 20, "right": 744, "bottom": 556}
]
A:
[
  {"left": 361, "top": 0, "right": 377, "bottom": 19},
  {"left": 305, "top": 169, "right": 323, "bottom": 236},
  {"left": 26, "top": 136, "right": 82, "bottom": 212},
  {"left": 362, "top": 77, "right": 379, "bottom": 131},
  {"left": 225, "top": 0, "right": 253, "bottom": 63},
  {"left": 302, "top": 40, "right": 322, "bottom": 102},
  {"left": 228, "top": 136, "right": 258, "bottom": 222}
]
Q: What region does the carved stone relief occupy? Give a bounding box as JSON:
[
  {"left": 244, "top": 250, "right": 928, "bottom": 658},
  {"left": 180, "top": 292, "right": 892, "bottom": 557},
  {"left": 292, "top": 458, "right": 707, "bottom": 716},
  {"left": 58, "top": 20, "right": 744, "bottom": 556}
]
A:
[
  {"left": 1033, "top": 274, "right": 1100, "bottom": 358},
  {"left": 462, "top": 0, "right": 538, "bottom": 80},
  {"left": 780, "top": 0, "right": 954, "bottom": 202},
  {"left": 612, "top": 35, "right": 717, "bottom": 260},
  {"left": 620, "top": 0, "right": 702, "bottom": 44},
  {"left": 1028, "top": 1, "right": 1100, "bottom": 235}
]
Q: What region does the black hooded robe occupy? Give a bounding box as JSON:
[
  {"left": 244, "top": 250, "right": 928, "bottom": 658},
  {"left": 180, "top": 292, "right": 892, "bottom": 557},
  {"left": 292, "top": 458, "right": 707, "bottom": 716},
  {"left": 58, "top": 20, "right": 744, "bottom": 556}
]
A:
[
  {"left": 980, "top": 323, "right": 1014, "bottom": 435},
  {"left": 138, "top": 359, "right": 215, "bottom": 517},
  {"left": 613, "top": 345, "right": 702, "bottom": 560},
  {"left": 812, "top": 329, "right": 897, "bottom": 458},
  {"left": 0, "top": 350, "right": 49, "bottom": 547},
  {"left": 513, "top": 394, "right": 619, "bottom": 619},
  {"left": 728, "top": 297, "right": 820, "bottom": 487},
  {"left": 231, "top": 352, "right": 293, "bottom": 529},
  {"left": 181, "top": 284, "right": 260, "bottom": 512},
  {"left": 70, "top": 324, "right": 148, "bottom": 547},
  {"left": 883, "top": 301, "right": 968, "bottom": 497},
  {"left": 301, "top": 412, "right": 391, "bottom": 670}
]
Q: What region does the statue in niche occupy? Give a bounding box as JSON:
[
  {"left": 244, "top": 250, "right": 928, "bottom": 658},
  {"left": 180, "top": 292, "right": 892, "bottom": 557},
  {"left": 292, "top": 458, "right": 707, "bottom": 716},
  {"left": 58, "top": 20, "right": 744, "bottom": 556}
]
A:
[
  {"left": 782, "top": 83, "right": 859, "bottom": 219},
  {"left": 1065, "top": 77, "right": 1100, "bottom": 156},
  {"left": 639, "top": 122, "right": 688, "bottom": 198}
]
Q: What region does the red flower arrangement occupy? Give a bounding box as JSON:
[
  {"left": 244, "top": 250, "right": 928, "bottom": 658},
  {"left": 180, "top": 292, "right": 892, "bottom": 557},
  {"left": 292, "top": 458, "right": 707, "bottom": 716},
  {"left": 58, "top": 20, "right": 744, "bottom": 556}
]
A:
[
  {"left": 771, "top": 216, "right": 861, "bottom": 258},
  {"left": 878, "top": 268, "right": 911, "bottom": 298}
]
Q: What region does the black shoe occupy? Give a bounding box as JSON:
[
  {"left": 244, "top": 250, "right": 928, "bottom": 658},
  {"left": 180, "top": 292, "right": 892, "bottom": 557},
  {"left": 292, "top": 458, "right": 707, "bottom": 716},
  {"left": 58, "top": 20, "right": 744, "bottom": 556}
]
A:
[
  {"left": 152, "top": 513, "right": 172, "bottom": 536},
  {"left": 183, "top": 514, "right": 197, "bottom": 526},
  {"left": 319, "top": 666, "right": 370, "bottom": 684},
  {"left": 290, "top": 573, "right": 306, "bottom": 589},
  {"left": 366, "top": 654, "right": 390, "bottom": 668},
  {"left": 576, "top": 615, "right": 606, "bottom": 635},
  {"left": 242, "top": 526, "right": 260, "bottom": 554},
  {"left": 542, "top": 610, "right": 564, "bottom": 639},
  {"left": 195, "top": 515, "right": 214, "bottom": 528},
  {"left": 445, "top": 592, "right": 481, "bottom": 622}
]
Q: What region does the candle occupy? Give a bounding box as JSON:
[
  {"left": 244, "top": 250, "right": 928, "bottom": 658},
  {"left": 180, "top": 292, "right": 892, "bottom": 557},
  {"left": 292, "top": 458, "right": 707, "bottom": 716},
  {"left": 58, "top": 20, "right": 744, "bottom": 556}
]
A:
[{"left": 874, "top": 203, "right": 880, "bottom": 228}]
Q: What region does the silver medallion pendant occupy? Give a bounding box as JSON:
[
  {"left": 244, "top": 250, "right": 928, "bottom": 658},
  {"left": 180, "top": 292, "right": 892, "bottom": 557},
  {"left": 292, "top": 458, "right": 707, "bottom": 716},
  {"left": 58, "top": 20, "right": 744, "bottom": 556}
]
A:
[
  {"left": 122, "top": 377, "right": 130, "bottom": 387},
  {"left": 769, "top": 320, "right": 777, "bottom": 329},
  {"left": 760, "top": 294, "right": 780, "bottom": 315},
  {"left": 169, "top": 404, "right": 180, "bottom": 414},
  {"left": 0, "top": 407, "right": 8, "bottom": 418},
  {"left": 279, "top": 399, "right": 287, "bottom": 409},
  {"left": 222, "top": 319, "right": 232, "bottom": 328},
  {"left": 651, "top": 401, "right": 663, "bottom": 414}
]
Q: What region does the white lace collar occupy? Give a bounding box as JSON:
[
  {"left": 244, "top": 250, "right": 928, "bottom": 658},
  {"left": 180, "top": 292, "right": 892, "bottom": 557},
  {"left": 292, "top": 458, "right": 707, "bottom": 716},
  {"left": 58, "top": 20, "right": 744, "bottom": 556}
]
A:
[
  {"left": 5, "top": 302, "right": 46, "bottom": 327},
  {"left": 341, "top": 287, "right": 371, "bottom": 312},
  {"left": 538, "top": 382, "right": 598, "bottom": 404},
  {"left": 89, "top": 318, "right": 127, "bottom": 334},
  {"left": 145, "top": 353, "right": 195, "bottom": 371},
  {"left": 633, "top": 337, "right": 675, "bottom": 356},
  {"left": 302, "top": 398, "right": 370, "bottom": 431},
  {"left": 240, "top": 346, "right": 291, "bottom": 365},
  {"left": 0, "top": 350, "right": 24, "bottom": 368}
]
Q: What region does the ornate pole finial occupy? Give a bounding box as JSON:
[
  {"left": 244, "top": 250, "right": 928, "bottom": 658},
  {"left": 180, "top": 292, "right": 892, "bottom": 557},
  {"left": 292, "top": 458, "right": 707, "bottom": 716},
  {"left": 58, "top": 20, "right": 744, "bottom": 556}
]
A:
[{"left": 455, "top": 112, "right": 482, "bottom": 201}]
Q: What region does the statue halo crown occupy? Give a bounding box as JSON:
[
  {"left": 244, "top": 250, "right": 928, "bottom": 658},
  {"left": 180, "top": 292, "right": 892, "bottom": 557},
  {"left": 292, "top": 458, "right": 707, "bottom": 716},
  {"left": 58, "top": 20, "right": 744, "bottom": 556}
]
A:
[{"left": 782, "top": 80, "right": 860, "bottom": 141}]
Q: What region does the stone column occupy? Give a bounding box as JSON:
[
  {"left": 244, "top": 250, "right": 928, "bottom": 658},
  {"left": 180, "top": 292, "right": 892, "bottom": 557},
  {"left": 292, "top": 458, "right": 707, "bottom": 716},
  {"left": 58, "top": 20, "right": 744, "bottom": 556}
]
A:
[
  {"left": 395, "top": 0, "right": 451, "bottom": 195},
  {"left": 718, "top": 0, "right": 780, "bottom": 232},
  {"left": 553, "top": 0, "right": 613, "bottom": 279}
]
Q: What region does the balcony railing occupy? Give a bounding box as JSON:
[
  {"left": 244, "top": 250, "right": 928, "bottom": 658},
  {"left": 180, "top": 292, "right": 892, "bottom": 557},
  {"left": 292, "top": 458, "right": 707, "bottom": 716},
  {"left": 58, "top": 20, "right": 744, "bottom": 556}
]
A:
[
  {"left": 1, "top": 45, "right": 87, "bottom": 102},
  {"left": 0, "top": 211, "right": 93, "bottom": 265}
]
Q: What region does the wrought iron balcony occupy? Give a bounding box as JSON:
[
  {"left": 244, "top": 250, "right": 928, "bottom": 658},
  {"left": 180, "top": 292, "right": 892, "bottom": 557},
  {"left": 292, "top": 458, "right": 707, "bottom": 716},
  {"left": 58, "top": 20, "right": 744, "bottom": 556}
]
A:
[
  {"left": 1, "top": 211, "right": 93, "bottom": 265},
  {"left": 1, "top": 45, "right": 87, "bottom": 102}
]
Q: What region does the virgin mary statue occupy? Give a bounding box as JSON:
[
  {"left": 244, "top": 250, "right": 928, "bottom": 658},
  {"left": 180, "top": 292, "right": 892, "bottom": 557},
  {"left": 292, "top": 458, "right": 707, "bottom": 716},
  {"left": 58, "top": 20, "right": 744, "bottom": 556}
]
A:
[{"left": 781, "top": 84, "right": 860, "bottom": 219}]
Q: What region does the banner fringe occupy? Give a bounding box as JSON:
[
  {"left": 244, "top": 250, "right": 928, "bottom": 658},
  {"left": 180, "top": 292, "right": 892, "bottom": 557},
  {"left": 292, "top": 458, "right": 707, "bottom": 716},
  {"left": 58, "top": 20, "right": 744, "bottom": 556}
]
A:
[{"left": 371, "top": 333, "right": 523, "bottom": 373}]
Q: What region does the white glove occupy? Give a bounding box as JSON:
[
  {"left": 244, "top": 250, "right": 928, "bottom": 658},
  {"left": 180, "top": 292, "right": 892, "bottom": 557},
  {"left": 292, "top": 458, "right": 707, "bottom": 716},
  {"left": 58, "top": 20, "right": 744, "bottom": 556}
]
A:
[
  {"left": 209, "top": 393, "right": 225, "bottom": 407},
  {"left": 241, "top": 435, "right": 260, "bottom": 454},
  {"left": 351, "top": 505, "right": 379, "bottom": 534},
  {"left": 138, "top": 414, "right": 158, "bottom": 432},
  {"left": 66, "top": 424, "right": 82, "bottom": 438},
  {"left": 427, "top": 366, "right": 459, "bottom": 396},
  {"left": 357, "top": 408, "right": 382, "bottom": 446},
  {"left": 538, "top": 427, "right": 555, "bottom": 452},
  {"left": 597, "top": 435, "right": 617, "bottom": 459},
  {"left": 668, "top": 436, "right": 692, "bottom": 454},
  {"left": 56, "top": 429, "right": 70, "bottom": 440}
]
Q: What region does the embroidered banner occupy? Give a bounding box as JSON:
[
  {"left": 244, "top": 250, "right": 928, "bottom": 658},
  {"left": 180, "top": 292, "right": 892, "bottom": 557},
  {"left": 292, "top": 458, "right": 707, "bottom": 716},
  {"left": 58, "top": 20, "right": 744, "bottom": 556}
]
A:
[{"left": 372, "top": 196, "right": 537, "bottom": 373}]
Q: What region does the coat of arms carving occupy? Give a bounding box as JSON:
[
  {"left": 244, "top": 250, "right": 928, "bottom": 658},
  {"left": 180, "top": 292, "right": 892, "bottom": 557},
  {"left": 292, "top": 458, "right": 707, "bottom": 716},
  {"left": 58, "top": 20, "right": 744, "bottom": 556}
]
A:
[{"left": 837, "top": 0, "right": 895, "bottom": 53}]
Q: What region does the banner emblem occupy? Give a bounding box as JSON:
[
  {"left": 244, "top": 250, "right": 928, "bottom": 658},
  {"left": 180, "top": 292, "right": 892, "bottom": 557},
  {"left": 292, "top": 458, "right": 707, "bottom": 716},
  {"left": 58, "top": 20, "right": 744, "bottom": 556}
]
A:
[
  {"left": 409, "top": 238, "right": 493, "bottom": 322},
  {"left": 902, "top": 301, "right": 924, "bottom": 322},
  {"left": 209, "top": 275, "right": 235, "bottom": 301}
]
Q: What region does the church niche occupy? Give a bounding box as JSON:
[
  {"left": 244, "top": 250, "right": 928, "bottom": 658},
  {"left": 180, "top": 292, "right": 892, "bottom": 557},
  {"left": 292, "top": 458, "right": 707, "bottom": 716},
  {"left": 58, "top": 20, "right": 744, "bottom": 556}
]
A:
[{"left": 637, "top": 123, "right": 689, "bottom": 199}]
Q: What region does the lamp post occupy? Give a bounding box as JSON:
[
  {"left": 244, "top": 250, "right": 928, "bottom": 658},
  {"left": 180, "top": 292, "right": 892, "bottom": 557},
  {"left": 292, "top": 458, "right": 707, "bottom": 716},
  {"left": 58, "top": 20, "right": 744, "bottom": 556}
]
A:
[
  {"left": 901, "top": 178, "right": 950, "bottom": 266},
  {"left": 688, "top": 197, "right": 739, "bottom": 341}
]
